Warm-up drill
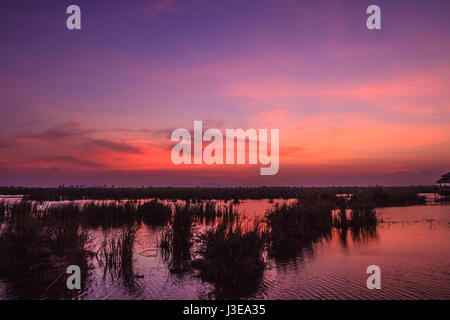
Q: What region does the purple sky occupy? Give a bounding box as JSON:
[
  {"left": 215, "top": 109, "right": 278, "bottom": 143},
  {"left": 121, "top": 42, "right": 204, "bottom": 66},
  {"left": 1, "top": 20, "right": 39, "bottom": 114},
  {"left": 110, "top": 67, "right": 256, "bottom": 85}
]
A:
[{"left": 0, "top": 0, "right": 449, "bottom": 186}]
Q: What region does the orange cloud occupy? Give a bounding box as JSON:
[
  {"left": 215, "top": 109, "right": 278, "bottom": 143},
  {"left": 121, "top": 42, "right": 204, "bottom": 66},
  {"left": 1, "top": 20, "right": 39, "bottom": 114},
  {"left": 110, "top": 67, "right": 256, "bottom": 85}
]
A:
[{"left": 280, "top": 114, "right": 450, "bottom": 169}]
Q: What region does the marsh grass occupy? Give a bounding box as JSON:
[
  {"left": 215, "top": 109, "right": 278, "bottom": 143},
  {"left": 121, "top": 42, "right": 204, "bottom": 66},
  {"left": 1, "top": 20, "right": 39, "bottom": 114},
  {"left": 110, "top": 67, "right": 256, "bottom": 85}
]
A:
[
  {"left": 0, "top": 201, "right": 6, "bottom": 222},
  {"left": 350, "top": 187, "right": 426, "bottom": 208},
  {"left": 187, "top": 201, "right": 238, "bottom": 224},
  {"left": 82, "top": 201, "right": 137, "bottom": 228},
  {"left": 0, "top": 201, "right": 91, "bottom": 298},
  {"left": 160, "top": 204, "right": 195, "bottom": 273},
  {"left": 192, "top": 216, "right": 266, "bottom": 299},
  {"left": 264, "top": 190, "right": 383, "bottom": 262},
  {"left": 43, "top": 203, "right": 81, "bottom": 226},
  {"left": 0, "top": 188, "right": 394, "bottom": 298},
  {"left": 137, "top": 199, "right": 172, "bottom": 226},
  {"left": 265, "top": 192, "right": 335, "bottom": 260},
  {"left": 333, "top": 198, "right": 378, "bottom": 229},
  {"left": 348, "top": 208, "right": 378, "bottom": 228},
  {"left": 96, "top": 226, "right": 138, "bottom": 284},
  {"left": 1, "top": 185, "right": 432, "bottom": 203},
  {"left": 3, "top": 186, "right": 304, "bottom": 201},
  {"left": 77, "top": 200, "right": 173, "bottom": 228}
]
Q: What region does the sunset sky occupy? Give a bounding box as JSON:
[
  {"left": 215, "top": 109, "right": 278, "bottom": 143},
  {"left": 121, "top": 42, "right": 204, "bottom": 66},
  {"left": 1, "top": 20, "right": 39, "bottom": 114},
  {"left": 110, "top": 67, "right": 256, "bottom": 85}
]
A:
[{"left": 0, "top": 0, "right": 449, "bottom": 186}]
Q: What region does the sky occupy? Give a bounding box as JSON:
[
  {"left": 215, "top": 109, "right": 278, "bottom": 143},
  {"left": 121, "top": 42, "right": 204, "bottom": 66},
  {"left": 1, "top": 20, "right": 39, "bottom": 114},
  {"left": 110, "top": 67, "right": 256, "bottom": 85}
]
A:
[{"left": 0, "top": 0, "right": 449, "bottom": 187}]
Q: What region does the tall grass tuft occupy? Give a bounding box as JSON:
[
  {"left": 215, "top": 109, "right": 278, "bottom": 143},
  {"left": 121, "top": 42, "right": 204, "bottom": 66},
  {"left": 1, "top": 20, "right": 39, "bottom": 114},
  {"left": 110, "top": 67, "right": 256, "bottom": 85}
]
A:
[
  {"left": 0, "top": 201, "right": 91, "bottom": 299},
  {"left": 82, "top": 201, "right": 137, "bottom": 228},
  {"left": 96, "top": 226, "right": 138, "bottom": 284},
  {"left": 350, "top": 187, "right": 425, "bottom": 208},
  {"left": 192, "top": 216, "right": 266, "bottom": 299},
  {"left": 160, "top": 204, "right": 195, "bottom": 273},
  {"left": 264, "top": 192, "right": 336, "bottom": 261},
  {"left": 0, "top": 201, "right": 6, "bottom": 222},
  {"left": 185, "top": 201, "right": 238, "bottom": 224},
  {"left": 137, "top": 199, "right": 172, "bottom": 226}
]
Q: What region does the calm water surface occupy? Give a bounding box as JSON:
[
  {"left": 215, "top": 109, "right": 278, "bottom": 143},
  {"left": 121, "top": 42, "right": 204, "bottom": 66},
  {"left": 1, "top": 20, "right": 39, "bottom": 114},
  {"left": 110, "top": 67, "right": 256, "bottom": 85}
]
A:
[{"left": 0, "top": 196, "right": 449, "bottom": 300}]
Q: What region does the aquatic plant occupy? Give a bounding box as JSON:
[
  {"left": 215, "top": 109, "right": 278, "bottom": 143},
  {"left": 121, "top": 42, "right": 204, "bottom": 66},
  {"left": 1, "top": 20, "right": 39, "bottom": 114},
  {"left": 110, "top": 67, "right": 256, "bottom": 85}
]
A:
[
  {"left": 186, "top": 201, "right": 238, "bottom": 224},
  {"left": 0, "top": 201, "right": 91, "bottom": 298},
  {"left": 160, "top": 204, "right": 195, "bottom": 273},
  {"left": 0, "top": 185, "right": 431, "bottom": 207},
  {"left": 81, "top": 201, "right": 137, "bottom": 228},
  {"left": 0, "top": 201, "right": 6, "bottom": 222},
  {"left": 137, "top": 199, "right": 172, "bottom": 226},
  {"left": 350, "top": 186, "right": 425, "bottom": 208},
  {"left": 333, "top": 196, "right": 349, "bottom": 228},
  {"left": 265, "top": 193, "right": 335, "bottom": 261},
  {"left": 96, "top": 225, "right": 138, "bottom": 284},
  {"left": 192, "top": 217, "right": 266, "bottom": 299},
  {"left": 266, "top": 195, "right": 334, "bottom": 241},
  {"left": 349, "top": 208, "right": 378, "bottom": 228},
  {"left": 43, "top": 203, "right": 81, "bottom": 226}
]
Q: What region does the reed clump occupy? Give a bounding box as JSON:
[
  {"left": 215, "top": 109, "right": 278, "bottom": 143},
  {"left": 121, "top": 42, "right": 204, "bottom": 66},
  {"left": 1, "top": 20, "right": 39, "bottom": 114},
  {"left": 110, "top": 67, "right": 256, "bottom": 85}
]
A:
[
  {"left": 264, "top": 192, "right": 336, "bottom": 261},
  {"left": 137, "top": 199, "right": 172, "bottom": 226},
  {"left": 266, "top": 194, "right": 334, "bottom": 244},
  {"left": 80, "top": 200, "right": 174, "bottom": 227},
  {"left": 43, "top": 203, "right": 81, "bottom": 226},
  {"left": 81, "top": 201, "right": 137, "bottom": 228},
  {"left": 349, "top": 208, "right": 377, "bottom": 228},
  {"left": 333, "top": 194, "right": 378, "bottom": 229},
  {"left": 192, "top": 216, "right": 266, "bottom": 299},
  {"left": 0, "top": 201, "right": 90, "bottom": 297},
  {"left": 0, "top": 201, "right": 6, "bottom": 222},
  {"left": 96, "top": 226, "right": 138, "bottom": 284},
  {"left": 160, "top": 204, "right": 195, "bottom": 273},
  {"left": 185, "top": 201, "right": 238, "bottom": 224},
  {"left": 333, "top": 196, "right": 349, "bottom": 228},
  {"left": 350, "top": 187, "right": 425, "bottom": 208}
]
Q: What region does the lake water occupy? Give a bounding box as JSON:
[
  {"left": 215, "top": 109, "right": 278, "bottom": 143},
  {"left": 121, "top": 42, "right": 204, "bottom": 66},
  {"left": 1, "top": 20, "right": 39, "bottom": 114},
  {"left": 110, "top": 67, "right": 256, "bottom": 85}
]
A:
[{"left": 0, "top": 196, "right": 449, "bottom": 300}]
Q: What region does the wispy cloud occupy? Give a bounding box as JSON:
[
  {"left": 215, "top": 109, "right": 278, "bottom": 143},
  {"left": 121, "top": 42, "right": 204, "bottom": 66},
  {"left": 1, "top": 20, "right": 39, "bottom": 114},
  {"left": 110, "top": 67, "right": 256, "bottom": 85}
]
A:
[
  {"left": 20, "top": 121, "right": 96, "bottom": 141},
  {"left": 85, "top": 139, "right": 143, "bottom": 155}
]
